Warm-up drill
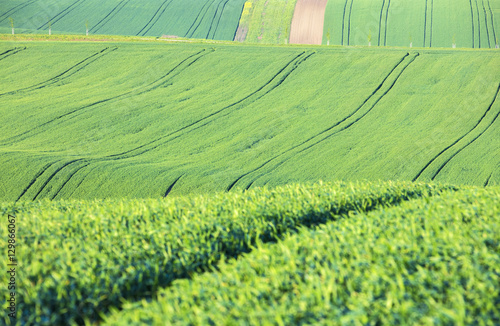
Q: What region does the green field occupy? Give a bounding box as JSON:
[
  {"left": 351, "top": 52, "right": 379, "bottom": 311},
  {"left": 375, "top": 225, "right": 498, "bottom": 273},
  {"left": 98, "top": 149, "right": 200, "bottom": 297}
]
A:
[
  {"left": 323, "top": 0, "right": 500, "bottom": 48},
  {"left": 1, "top": 181, "right": 498, "bottom": 325},
  {"left": 0, "top": 0, "right": 247, "bottom": 40},
  {"left": 0, "top": 41, "right": 499, "bottom": 202}
]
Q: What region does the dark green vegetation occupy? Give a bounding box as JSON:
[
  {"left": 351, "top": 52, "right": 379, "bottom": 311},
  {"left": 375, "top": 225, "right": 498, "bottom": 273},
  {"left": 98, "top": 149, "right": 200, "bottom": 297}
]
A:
[
  {"left": 323, "top": 0, "right": 500, "bottom": 48},
  {"left": 1, "top": 181, "right": 498, "bottom": 325},
  {"left": 0, "top": 41, "right": 499, "bottom": 201},
  {"left": 103, "top": 186, "right": 500, "bottom": 325},
  {"left": 0, "top": 0, "right": 246, "bottom": 40}
]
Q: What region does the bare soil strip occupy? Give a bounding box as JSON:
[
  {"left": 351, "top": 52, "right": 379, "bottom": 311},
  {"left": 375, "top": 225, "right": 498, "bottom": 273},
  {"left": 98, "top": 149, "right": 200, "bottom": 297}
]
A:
[{"left": 289, "top": 0, "right": 328, "bottom": 45}]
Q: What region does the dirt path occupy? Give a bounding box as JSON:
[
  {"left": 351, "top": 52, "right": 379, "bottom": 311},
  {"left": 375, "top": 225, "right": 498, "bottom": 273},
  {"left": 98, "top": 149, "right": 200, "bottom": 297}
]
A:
[{"left": 289, "top": 0, "right": 328, "bottom": 44}]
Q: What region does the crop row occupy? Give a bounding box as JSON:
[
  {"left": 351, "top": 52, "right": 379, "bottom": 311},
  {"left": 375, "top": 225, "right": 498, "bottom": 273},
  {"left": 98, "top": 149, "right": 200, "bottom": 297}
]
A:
[
  {"left": 0, "top": 181, "right": 453, "bottom": 325},
  {"left": 103, "top": 186, "right": 500, "bottom": 325}
]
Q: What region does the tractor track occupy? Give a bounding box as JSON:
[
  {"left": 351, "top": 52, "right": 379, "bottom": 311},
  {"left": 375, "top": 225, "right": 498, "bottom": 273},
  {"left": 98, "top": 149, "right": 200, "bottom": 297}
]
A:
[
  {"left": 1, "top": 49, "right": 212, "bottom": 146},
  {"left": 487, "top": 0, "right": 497, "bottom": 46},
  {"left": 15, "top": 160, "right": 60, "bottom": 202},
  {"left": 383, "top": 0, "right": 391, "bottom": 46},
  {"left": 18, "top": 51, "right": 314, "bottom": 200},
  {"left": 0, "top": 0, "right": 37, "bottom": 22},
  {"left": 482, "top": 0, "right": 491, "bottom": 48},
  {"left": 469, "top": 0, "right": 476, "bottom": 48},
  {"left": 484, "top": 171, "right": 493, "bottom": 187},
  {"left": 413, "top": 83, "right": 500, "bottom": 181},
  {"left": 136, "top": 0, "right": 174, "bottom": 36},
  {"left": 347, "top": 0, "right": 354, "bottom": 45},
  {"left": 164, "top": 175, "right": 183, "bottom": 197},
  {"left": 341, "top": 0, "right": 349, "bottom": 45},
  {"left": 0, "top": 47, "right": 116, "bottom": 96},
  {"left": 91, "top": 0, "right": 131, "bottom": 34},
  {"left": 475, "top": 0, "right": 482, "bottom": 48},
  {"left": 0, "top": 47, "right": 26, "bottom": 62},
  {"left": 378, "top": 0, "right": 386, "bottom": 46},
  {"left": 228, "top": 53, "right": 417, "bottom": 191},
  {"left": 37, "top": 0, "right": 86, "bottom": 30},
  {"left": 206, "top": 0, "right": 230, "bottom": 39},
  {"left": 429, "top": 0, "right": 434, "bottom": 47},
  {"left": 185, "top": 0, "right": 218, "bottom": 38}
]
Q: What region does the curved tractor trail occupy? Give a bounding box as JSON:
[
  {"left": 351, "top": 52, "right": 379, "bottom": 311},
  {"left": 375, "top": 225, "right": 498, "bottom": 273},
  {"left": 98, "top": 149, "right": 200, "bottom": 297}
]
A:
[
  {"left": 423, "top": 0, "right": 434, "bottom": 47},
  {"left": 228, "top": 53, "right": 419, "bottom": 191},
  {"left": 164, "top": 174, "right": 184, "bottom": 197},
  {"left": 18, "top": 51, "right": 315, "bottom": 201},
  {"left": 90, "top": 0, "right": 131, "bottom": 34},
  {"left": 383, "top": 0, "right": 391, "bottom": 46},
  {"left": 136, "top": 0, "right": 174, "bottom": 36},
  {"left": 474, "top": 0, "right": 482, "bottom": 48},
  {"left": 347, "top": 0, "right": 354, "bottom": 45},
  {"left": 413, "top": 83, "right": 500, "bottom": 182},
  {"left": 206, "top": 0, "right": 230, "bottom": 39},
  {"left": 378, "top": 0, "right": 386, "bottom": 46},
  {"left": 469, "top": 0, "right": 476, "bottom": 48},
  {"left": 185, "top": 0, "right": 219, "bottom": 38},
  {"left": 0, "top": 0, "right": 37, "bottom": 22},
  {"left": 0, "top": 47, "right": 27, "bottom": 62},
  {"left": 37, "top": 0, "right": 86, "bottom": 30},
  {"left": 1, "top": 49, "right": 212, "bottom": 146},
  {"left": 487, "top": 0, "right": 498, "bottom": 47},
  {"left": 0, "top": 47, "right": 116, "bottom": 96},
  {"left": 340, "top": 0, "right": 354, "bottom": 45},
  {"left": 482, "top": 0, "right": 491, "bottom": 48}
]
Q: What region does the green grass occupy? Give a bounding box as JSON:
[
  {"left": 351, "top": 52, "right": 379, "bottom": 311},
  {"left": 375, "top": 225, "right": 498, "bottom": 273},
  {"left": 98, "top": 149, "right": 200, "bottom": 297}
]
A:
[
  {"left": 243, "top": 0, "right": 298, "bottom": 44},
  {"left": 0, "top": 181, "right": 458, "bottom": 325},
  {"left": 0, "top": 0, "right": 247, "bottom": 40},
  {"left": 0, "top": 40, "right": 499, "bottom": 201},
  {"left": 102, "top": 185, "right": 500, "bottom": 325},
  {"left": 322, "top": 0, "right": 500, "bottom": 48}
]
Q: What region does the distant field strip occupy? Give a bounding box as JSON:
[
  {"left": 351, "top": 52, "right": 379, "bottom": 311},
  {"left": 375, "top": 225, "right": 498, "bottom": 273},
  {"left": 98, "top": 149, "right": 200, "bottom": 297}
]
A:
[
  {"left": 323, "top": 0, "right": 500, "bottom": 48},
  {"left": 0, "top": 42, "right": 498, "bottom": 200},
  {"left": 414, "top": 83, "right": 500, "bottom": 182},
  {"left": 0, "top": 0, "right": 246, "bottom": 40}
]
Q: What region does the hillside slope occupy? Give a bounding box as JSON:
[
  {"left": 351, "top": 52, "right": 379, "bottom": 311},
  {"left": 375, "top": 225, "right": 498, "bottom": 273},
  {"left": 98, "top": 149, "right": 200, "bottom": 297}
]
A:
[
  {"left": 0, "top": 41, "right": 499, "bottom": 201},
  {"left": 323, "top": 0, "right": 500, "bottom": 48},
  {"left": 0, "top": 0, "right": 246, "bottom": 40}
]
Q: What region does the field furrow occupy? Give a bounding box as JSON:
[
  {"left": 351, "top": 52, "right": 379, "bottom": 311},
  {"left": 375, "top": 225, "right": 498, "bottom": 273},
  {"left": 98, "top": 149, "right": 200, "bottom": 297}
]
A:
[
  {"left": 136, "top": 0, "right": 173, "bottom": 36},
  {"left": 37, "top": 0, "right": 86, "bottom": 31},
  {"left": 0, "top": 46, "right": 25, "bottom": 61},
  {"left": 0, "top": 47, "right": 116, "bottom": 96},
  {"left": 0, "top": 0, "right": 36, "bottom": 22},
  {"left": 90, "top": 0, "right": 131, "bottom": 34},
  {"left": 414, "top": 83, "right": 500, "bottom": 181}
]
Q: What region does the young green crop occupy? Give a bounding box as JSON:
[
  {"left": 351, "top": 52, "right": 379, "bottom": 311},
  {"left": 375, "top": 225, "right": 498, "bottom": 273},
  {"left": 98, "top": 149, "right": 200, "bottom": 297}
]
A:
[
  {"left": 0, "top": 181, "right": 453, "bottom": 325},
  {"left": 0, "top": 0, "right": 246, "bottom": 40},
  {"left": 0, "top": 41, "right": 498, "bottom": 201},
  {"left": 102, "top": 186, "right": 500, "bottom": 325}
]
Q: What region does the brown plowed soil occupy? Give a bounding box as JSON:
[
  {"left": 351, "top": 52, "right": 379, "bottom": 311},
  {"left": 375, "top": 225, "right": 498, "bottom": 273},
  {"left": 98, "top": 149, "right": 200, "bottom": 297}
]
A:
[{"left": 289, "top": 0, "right": 328, "bottom": 45}]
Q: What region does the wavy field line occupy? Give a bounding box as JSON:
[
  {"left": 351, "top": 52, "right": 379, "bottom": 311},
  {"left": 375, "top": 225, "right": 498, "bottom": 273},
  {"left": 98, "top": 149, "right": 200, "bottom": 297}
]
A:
[
  {"left": 469, "top": 0, "right": 476, "bottom": 48},
  {"left": 15, "top": 160, "right": 60, "bottom": 202},
  {"left": 487, "top": 0, "right": 498, "bottom": 46},
  {"left": 206, "top": 0, "right": 230, "bottom": 39},
  {"left": 347, "top": 0, "right": 355, "bottom": 45},
  {"left": 0, "top": 47, "right": 116, "bottom": 96},
  {"left": 341, "top": 0, "right": 349, "bottom": 45},
  {"left": 482, "top": 0, "right": 491, "bottom": 48},
  {"left": 475, "top": 0, "right": 482, "bottom": 47},
  {"left": 228, "top": 53, "right": 418, "bottom": 191},
  {"left": 21, "top": 52, "right": 314, "bottom": 199},
  {"left": 383, "top": 0, "right": 391, "bottom": 46},
  {"left": 37, "top": 0, "right": 86, "bottom": 30},
  {"left": 0, "top": 0, "right": 37, "bottom": 22},
  {"left": 1, "top": 49, "right": 212, "bottom": 146},
  {"left": 429, "top": 0, "right": 434, "bottom": 47},
  {"left": 185, "top": 0, "right": 219, "bottom": 38},
  {"left": 90, "top": 0, "right": 130, "bottom": 34},
  {"left": 0, "top": 47, "right": 26, "bottom": 62},
  {"left": 164, "top": 175, "right": 184, "bottom": 197},
  {"left": 136, "top": 0, "right": 174, "bottom": 36},
  {"left": 378, "top": 0, "right": 386, "bottom": 46},
  {"left": 413, "top": 83, "right": 500, "bottom": 181}
]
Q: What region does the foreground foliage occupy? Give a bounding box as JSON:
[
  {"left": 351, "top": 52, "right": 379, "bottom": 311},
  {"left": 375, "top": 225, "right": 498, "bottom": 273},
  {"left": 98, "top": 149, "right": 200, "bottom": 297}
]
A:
[
  {"left": 104, "top": 186, "right": 500, "bottom": 325},
  {"left": 0, "top": 181, "right": 453, "bottom": 325}
]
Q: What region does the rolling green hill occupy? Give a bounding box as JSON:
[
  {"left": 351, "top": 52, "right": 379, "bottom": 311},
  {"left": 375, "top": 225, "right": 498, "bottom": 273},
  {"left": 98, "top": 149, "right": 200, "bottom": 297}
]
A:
[
  {"left": 323, "top": 0, "right": 500, "bottom": 48},
  {"left": 0, "top": 40, "right": 499, "bottom": 202},
  {"left": 0, "top": 0, "right": 247, "bottom": 40}
]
